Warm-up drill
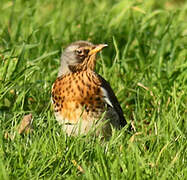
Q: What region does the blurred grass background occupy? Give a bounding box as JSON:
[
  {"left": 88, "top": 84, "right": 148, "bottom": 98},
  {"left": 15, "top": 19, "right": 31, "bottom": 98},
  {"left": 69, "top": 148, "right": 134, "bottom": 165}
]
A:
[{"left": 0, "top": 0, "right": 187, "bottom": 179}]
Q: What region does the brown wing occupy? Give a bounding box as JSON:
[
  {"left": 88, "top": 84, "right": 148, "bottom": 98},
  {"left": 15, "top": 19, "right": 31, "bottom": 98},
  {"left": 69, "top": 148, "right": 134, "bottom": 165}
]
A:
[{"left": 94, "top": 73, "right": 127, "bottom": 127}]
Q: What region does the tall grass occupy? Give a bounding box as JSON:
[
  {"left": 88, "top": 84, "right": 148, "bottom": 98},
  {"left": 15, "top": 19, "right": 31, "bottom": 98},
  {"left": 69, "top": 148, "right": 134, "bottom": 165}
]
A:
[{"left": 0, "top": 0, "right": 186, "bottom": 179}]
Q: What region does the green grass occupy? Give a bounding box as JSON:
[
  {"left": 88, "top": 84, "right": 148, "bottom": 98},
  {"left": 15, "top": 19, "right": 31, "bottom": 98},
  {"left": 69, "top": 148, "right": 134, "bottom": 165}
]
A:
[{"left": 0, "top": 0, "right": 187, "bottom": 179}]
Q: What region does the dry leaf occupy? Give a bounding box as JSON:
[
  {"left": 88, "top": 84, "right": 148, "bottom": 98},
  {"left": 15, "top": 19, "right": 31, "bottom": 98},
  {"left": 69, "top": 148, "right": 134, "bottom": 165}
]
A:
[{"left": 18, "top": 114, "right": 33, "bottom": 134}]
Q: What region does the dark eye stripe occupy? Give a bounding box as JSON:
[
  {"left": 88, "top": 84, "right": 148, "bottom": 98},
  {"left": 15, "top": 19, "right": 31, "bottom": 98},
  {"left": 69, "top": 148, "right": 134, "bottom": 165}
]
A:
[
  {"left": 76, "top": 49, "right": 83, "bottom": 54},
  {"left": 76, "top": 48, "right": 89, "bottom": 56}
]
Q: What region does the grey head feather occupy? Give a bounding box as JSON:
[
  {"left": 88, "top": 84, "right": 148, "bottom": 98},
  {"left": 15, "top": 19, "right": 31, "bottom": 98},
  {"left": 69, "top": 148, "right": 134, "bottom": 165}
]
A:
[{"left": 58, "top": 41, "right": 93, "bottom": 77}]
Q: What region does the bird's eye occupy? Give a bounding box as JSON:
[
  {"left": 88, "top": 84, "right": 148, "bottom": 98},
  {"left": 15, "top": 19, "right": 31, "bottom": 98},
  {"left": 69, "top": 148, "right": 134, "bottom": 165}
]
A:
[
  {"left": 75, "top": 49, "right": 83, "bottom": 55},
  {"left": 84, "top": 49, "right": 89, "bottom": 55}
]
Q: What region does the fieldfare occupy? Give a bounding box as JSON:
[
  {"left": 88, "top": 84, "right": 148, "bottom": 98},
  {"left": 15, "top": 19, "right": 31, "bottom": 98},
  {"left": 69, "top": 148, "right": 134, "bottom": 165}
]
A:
[{"left": 52, "top": 41, "right": 127, "bottom": 136}]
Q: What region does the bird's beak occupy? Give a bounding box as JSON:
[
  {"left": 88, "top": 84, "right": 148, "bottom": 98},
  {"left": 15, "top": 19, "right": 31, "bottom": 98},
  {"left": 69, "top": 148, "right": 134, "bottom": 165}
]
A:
[{"left": 89, "top": 44, "right": 108, "bottom": 55}]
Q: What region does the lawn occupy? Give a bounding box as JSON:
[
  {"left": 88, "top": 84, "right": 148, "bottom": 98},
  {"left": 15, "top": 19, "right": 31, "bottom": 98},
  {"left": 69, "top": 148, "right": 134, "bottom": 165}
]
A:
[{"left": 0, "top": 0, "right": 187, "bottom": 179}]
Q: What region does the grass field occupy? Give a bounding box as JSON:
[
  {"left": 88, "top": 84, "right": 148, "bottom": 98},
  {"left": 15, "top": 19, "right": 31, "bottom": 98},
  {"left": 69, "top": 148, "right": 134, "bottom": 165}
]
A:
[{"left": 0, "top": 0, "right": 187, "bottom": 179}]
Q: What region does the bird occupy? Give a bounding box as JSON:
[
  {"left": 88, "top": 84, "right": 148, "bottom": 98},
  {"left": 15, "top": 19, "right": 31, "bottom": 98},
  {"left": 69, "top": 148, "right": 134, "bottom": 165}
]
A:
[{"left": 52, "top": 41, "right": 127, "bottom": 137}]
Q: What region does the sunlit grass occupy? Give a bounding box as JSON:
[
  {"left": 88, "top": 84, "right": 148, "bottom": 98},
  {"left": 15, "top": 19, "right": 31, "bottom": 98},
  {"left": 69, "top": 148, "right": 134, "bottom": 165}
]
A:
[{"left": 0, "top": 0, "right": 187, "bottom": 179}]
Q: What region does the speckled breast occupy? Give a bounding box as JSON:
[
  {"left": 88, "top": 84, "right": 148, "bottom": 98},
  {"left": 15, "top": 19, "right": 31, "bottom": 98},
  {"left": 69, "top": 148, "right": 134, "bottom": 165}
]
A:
[{"left": 52, "top": 70, "right": 106, "bottom": 127}]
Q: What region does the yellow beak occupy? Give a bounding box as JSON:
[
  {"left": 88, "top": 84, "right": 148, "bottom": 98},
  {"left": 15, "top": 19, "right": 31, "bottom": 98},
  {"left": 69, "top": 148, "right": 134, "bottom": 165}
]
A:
[{"left": 89, "top": 44, "right": 108, "bottom": 55}]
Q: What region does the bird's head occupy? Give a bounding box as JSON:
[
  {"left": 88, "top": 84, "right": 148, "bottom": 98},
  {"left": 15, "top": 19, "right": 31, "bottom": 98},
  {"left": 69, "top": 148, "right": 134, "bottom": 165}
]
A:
[{"left": 58, "top": 41, "right": 107, "bottom": 76}]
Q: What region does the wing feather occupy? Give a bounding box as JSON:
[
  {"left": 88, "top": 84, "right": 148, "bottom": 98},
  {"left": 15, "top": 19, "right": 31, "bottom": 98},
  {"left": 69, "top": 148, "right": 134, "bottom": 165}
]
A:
[{"left": 95, "top": 73, "right": 127, "bottom": 127}]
